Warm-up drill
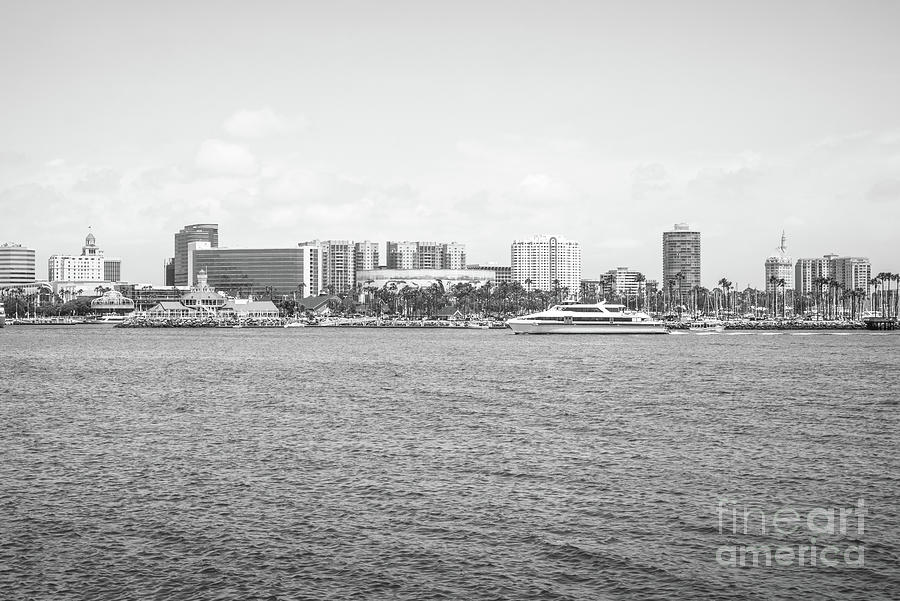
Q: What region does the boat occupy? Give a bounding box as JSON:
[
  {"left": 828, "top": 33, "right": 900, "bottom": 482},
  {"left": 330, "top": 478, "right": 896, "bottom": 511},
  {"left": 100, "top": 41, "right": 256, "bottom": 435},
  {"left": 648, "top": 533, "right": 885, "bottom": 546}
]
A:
[
  {"left": 689, "top": 319, "right": 725, "bottom": 333},
  {"left": 283, "top": 321, "right": 306, "bottom": 328},
  {"left": 506, "top": 301, "right": 669, "bottom": 334},
  {"left": 0, "top": 306, "right": 5, "bottom": 328}
]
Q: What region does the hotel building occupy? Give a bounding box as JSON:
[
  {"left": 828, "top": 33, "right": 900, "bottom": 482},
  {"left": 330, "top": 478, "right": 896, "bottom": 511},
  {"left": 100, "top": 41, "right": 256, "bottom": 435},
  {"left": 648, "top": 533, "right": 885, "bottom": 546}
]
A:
[
  {"left": 662, "top": 223, "right": 701, "bottom": 290},
  {"left": 48, "top": 231, "right": 122, "bottom": 283},
  {"left": 0, "top": 243, "right": 36, "bottom": 287},
  {"left": 764, "top": 232, "right": 794, "bottom": 292},
  {"left": 511, "top": 234, "right": 582, "bottom": 296}
]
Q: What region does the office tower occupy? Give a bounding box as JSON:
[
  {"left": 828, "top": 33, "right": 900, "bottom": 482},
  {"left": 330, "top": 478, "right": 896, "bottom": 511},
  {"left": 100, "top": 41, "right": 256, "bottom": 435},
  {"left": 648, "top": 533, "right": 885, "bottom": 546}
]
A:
[
  {"left": 103, "top": 258, "right": 122, "bottom": 282},
  {"left": 662, "top": 223, "right": 701, "bottom": 290},
  {"left": 0, "top": 242, "right": 36, "bottom": 286},
  {"left": 174, "top": 223, "right": 218, "bottom": 286},
  {"left": 764, "top": 232, "right": 794, "bottom": 292},
  {"left": 510, "top": 234, "right": 582, "bottom": 296},
  {"left": 164, "top": 258, "right": 175, "bottom": 286},
  {"left": 189, "top": 244, "right": 321, "bottom": 298}
]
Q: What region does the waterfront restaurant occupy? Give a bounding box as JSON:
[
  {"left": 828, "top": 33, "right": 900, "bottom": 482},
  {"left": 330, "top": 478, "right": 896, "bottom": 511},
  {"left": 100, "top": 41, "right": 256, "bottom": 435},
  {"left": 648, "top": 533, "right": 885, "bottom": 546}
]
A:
[
  {"left": 146, "top": 301, "right": 198, "bottom": 319},
  {"left": 90, "top": 290, "right": 135, "bottom": 316},
  {"left": 223, "top": 299, "right": 280, "bottom": 319}
]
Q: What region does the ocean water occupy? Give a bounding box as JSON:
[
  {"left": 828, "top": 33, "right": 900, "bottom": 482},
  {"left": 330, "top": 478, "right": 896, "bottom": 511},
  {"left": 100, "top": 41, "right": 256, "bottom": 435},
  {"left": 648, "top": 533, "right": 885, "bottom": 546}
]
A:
[{"left": 1, "top": 326, "right": 898, "bottom": 600}]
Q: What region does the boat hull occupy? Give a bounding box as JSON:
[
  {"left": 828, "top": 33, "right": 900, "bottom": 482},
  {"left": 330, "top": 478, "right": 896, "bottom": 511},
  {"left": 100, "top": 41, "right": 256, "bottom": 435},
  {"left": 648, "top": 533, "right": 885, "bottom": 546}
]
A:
[{"left": 507, "top": 320, "right": 669, "bottom": 334}]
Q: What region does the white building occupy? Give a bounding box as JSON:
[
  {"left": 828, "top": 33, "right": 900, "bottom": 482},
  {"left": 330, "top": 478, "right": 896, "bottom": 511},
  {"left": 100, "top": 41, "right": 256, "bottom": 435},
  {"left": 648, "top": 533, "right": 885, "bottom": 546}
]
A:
[
  {"left": 511, "top": 234, "right": 582, "bottom": 297},
  {"left": 831, "top": 256, "right": 871, "bottom": 292},
  {"left": 794, "top": 254, "right": 871, "bottom": 295},
  {"left": 604, "top": 267, "right": 643, "bottom": 297},
  {"left": 48, "top": 230, "right": 122, "bottom": 283},
  {"left": 354, "top": 241, "right": 380, "bottom": 272},
  {"left": 764, "top": 232, "right": 794, "bottom": 292}
]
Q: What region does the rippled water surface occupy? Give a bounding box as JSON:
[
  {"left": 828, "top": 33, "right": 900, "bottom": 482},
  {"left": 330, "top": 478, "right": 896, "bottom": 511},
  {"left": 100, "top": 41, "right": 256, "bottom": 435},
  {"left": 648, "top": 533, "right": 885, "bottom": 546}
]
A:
[{"left": 2, "top": 326, "right": 899, "bottom": 600}]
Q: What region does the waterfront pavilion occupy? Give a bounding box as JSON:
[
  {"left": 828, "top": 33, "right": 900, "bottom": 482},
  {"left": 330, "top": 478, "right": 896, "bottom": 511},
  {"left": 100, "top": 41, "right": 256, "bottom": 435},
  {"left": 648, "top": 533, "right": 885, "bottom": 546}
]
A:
[{"left": 90, "top": 290, "right": 135, "bottom": 316}]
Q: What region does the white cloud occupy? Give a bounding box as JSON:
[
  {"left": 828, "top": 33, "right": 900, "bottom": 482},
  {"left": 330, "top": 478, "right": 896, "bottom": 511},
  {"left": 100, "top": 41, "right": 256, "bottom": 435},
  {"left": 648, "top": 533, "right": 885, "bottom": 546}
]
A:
[
  {"left": 223, "top": 107, "right": 305, "bottom": 138},
  {"left": 195, "top": 139, "right": 258, "bottom": 176}
]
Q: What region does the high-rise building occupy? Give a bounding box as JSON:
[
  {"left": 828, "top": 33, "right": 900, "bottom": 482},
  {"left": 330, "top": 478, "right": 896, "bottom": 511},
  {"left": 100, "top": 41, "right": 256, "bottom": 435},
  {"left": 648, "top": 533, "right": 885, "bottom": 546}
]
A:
[
  {"left": 299, "top": 240, "right": 355, "bottom": 294},
  {"left": 386, "top": 241, "right": 466, "bottom": 270},
  {"left": 794, "top": 254, "right": 871, "bottom": 296},
  {"left": 386, "top": 241, "right": 418, "bottom": 269},
  {"left": 48, "top": 230, "right": 108, "bottom": 281},
  {"left": 511, "top": 234, "right": 582, "bottom": 297},
  {"left": 164, "top": 258, "right": 175, "bottom": 286},
  {"left": 603, "top": 267, "right": 643, "bottom": 297},
  {"left": 830, "top": 256, "right": 871, "bottom": 292},
  {"left": 174, "top": 223, "right": 218, "bottom": 286},
  {"left": 662, "top": 223, "right": 701, "bottom": 290},
  {"left": 189, "top": 245, "right": 321, "bottom": 298},
  {"left": 764, "top": 232, "right": 794, "bottom": 292},
  {"left": 103, "top": 258, "right": 122, "bottom": 282},
  {"left": 442, "top": 243, "right": 467, "bottom": 270},
  {"left": 794, "top": 257, "right": 829, "bottom": 297},
  {"left": 354, "top": 241, "right": 380, "bottom": 272},
  {"left": 0, "top": 243, "right": 36, "bottom": 287}
]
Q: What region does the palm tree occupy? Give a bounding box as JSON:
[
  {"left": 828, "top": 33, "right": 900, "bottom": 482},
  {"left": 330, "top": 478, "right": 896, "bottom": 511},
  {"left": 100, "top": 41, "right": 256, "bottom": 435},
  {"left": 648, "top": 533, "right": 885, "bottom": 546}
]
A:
[
  {"left": 718, "top": 277, "right": 732, "bottom": 318},
  {"left": 634, "top": 273, "right": 646, "bottom": 311}
]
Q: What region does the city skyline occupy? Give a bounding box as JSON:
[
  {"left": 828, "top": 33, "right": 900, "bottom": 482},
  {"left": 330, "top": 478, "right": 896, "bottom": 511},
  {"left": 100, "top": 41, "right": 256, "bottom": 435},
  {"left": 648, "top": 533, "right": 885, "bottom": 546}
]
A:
[{"left": 2, "top": 2, "right": 899, "bottom": 288}]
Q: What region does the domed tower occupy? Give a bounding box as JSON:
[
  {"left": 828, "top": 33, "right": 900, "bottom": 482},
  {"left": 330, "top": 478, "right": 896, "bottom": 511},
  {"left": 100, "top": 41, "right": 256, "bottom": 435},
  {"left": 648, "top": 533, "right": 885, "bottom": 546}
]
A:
[
  {"left": 81, "top": 227, "right": 102, "bottom": 257},
  {"left": 764, "top": 231, "right": 794, "bottom": 293}
]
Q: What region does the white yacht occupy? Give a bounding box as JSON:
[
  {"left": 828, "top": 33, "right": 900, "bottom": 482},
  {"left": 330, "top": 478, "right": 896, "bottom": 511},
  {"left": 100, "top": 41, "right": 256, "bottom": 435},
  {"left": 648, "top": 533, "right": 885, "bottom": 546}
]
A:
[{"left": 507, "top": 302, "right": 669, "bottom": 334}]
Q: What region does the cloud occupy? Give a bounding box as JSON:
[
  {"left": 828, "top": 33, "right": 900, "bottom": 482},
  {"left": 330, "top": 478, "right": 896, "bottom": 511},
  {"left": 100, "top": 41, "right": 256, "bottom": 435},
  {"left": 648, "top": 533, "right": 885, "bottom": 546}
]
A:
[
  {"left": 867, "top": 179, "right": 900, "bottom": 203},
  {"left": 518, "top": 173, "right": 571, "bottom": 201},
  {"left": 631, "top": 163, "right": 669, "bottom": 201},
  {"left": 223, "top": 107, "right": 305, "bottom": 138},
  {"left": 73, "top": 168, "right": 121, "bottom": 194},
  {"left": 195, "top": 139, "right": 258, "bottom": 176}
]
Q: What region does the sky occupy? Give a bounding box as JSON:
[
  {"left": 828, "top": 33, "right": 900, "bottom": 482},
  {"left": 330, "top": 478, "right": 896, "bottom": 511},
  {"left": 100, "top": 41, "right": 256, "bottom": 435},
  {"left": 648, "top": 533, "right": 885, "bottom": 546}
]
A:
[{"left": 1, "top": 0, "right": 898, "bottom": 288}]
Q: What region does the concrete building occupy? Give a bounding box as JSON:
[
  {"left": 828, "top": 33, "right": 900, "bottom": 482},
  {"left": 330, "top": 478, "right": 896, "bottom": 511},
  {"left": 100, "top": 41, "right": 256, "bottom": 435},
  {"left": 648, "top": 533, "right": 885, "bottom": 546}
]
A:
[
  {"left": 164, "top": 258, "right": 175, "bottom": 286},
  {"left": 0, "top": 243, "right": 36, "bottom": 287},
  {"left": 466, "top": 264, "right": 512, "bottom": 283},
  {"left": 795, "top": 254, "right": 871, "bottom": 296},
  {"left": 174, "top": 223, "right": 218, "bottom": 286},
  {"left": 299, "top": 240, "right": 355, "bottom": 295},
  {"left": 511, "top": 234, "right": 582, "bottom": 297},
  {"left": 831, "top": 256, "right": 871, "bottom": 292},
  {"left": 662, "top": 223, "right": 701, "bottom": 290},
  {"left": 603, "top": 267, "right": 644, "bottom": 297},
  {"left": 188, "top": 244, "right": 321, "bottom": 298},
  {"left": 386, "top": 241, "right": 466, "bottom": 270},
  {"left": 794, "top": 257, "right": 830, "bottom": 297},
  {"left": 764, "top": 232, "right": 794, "bottom": 293},
  {"left": 442, "top": 243, "right": 467, "bottom": 270},
  {"left": 386, "top": 241, "right": 417, "bottom": 269},
  {"left": 47, "top": 230, "right": 123, "bottom": 284},
  {"left": 354, "top": 241, "right": 380, "bottom": 272},
  {"left": 104, "top": 258, "right": 122, "bottom": 282}
]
